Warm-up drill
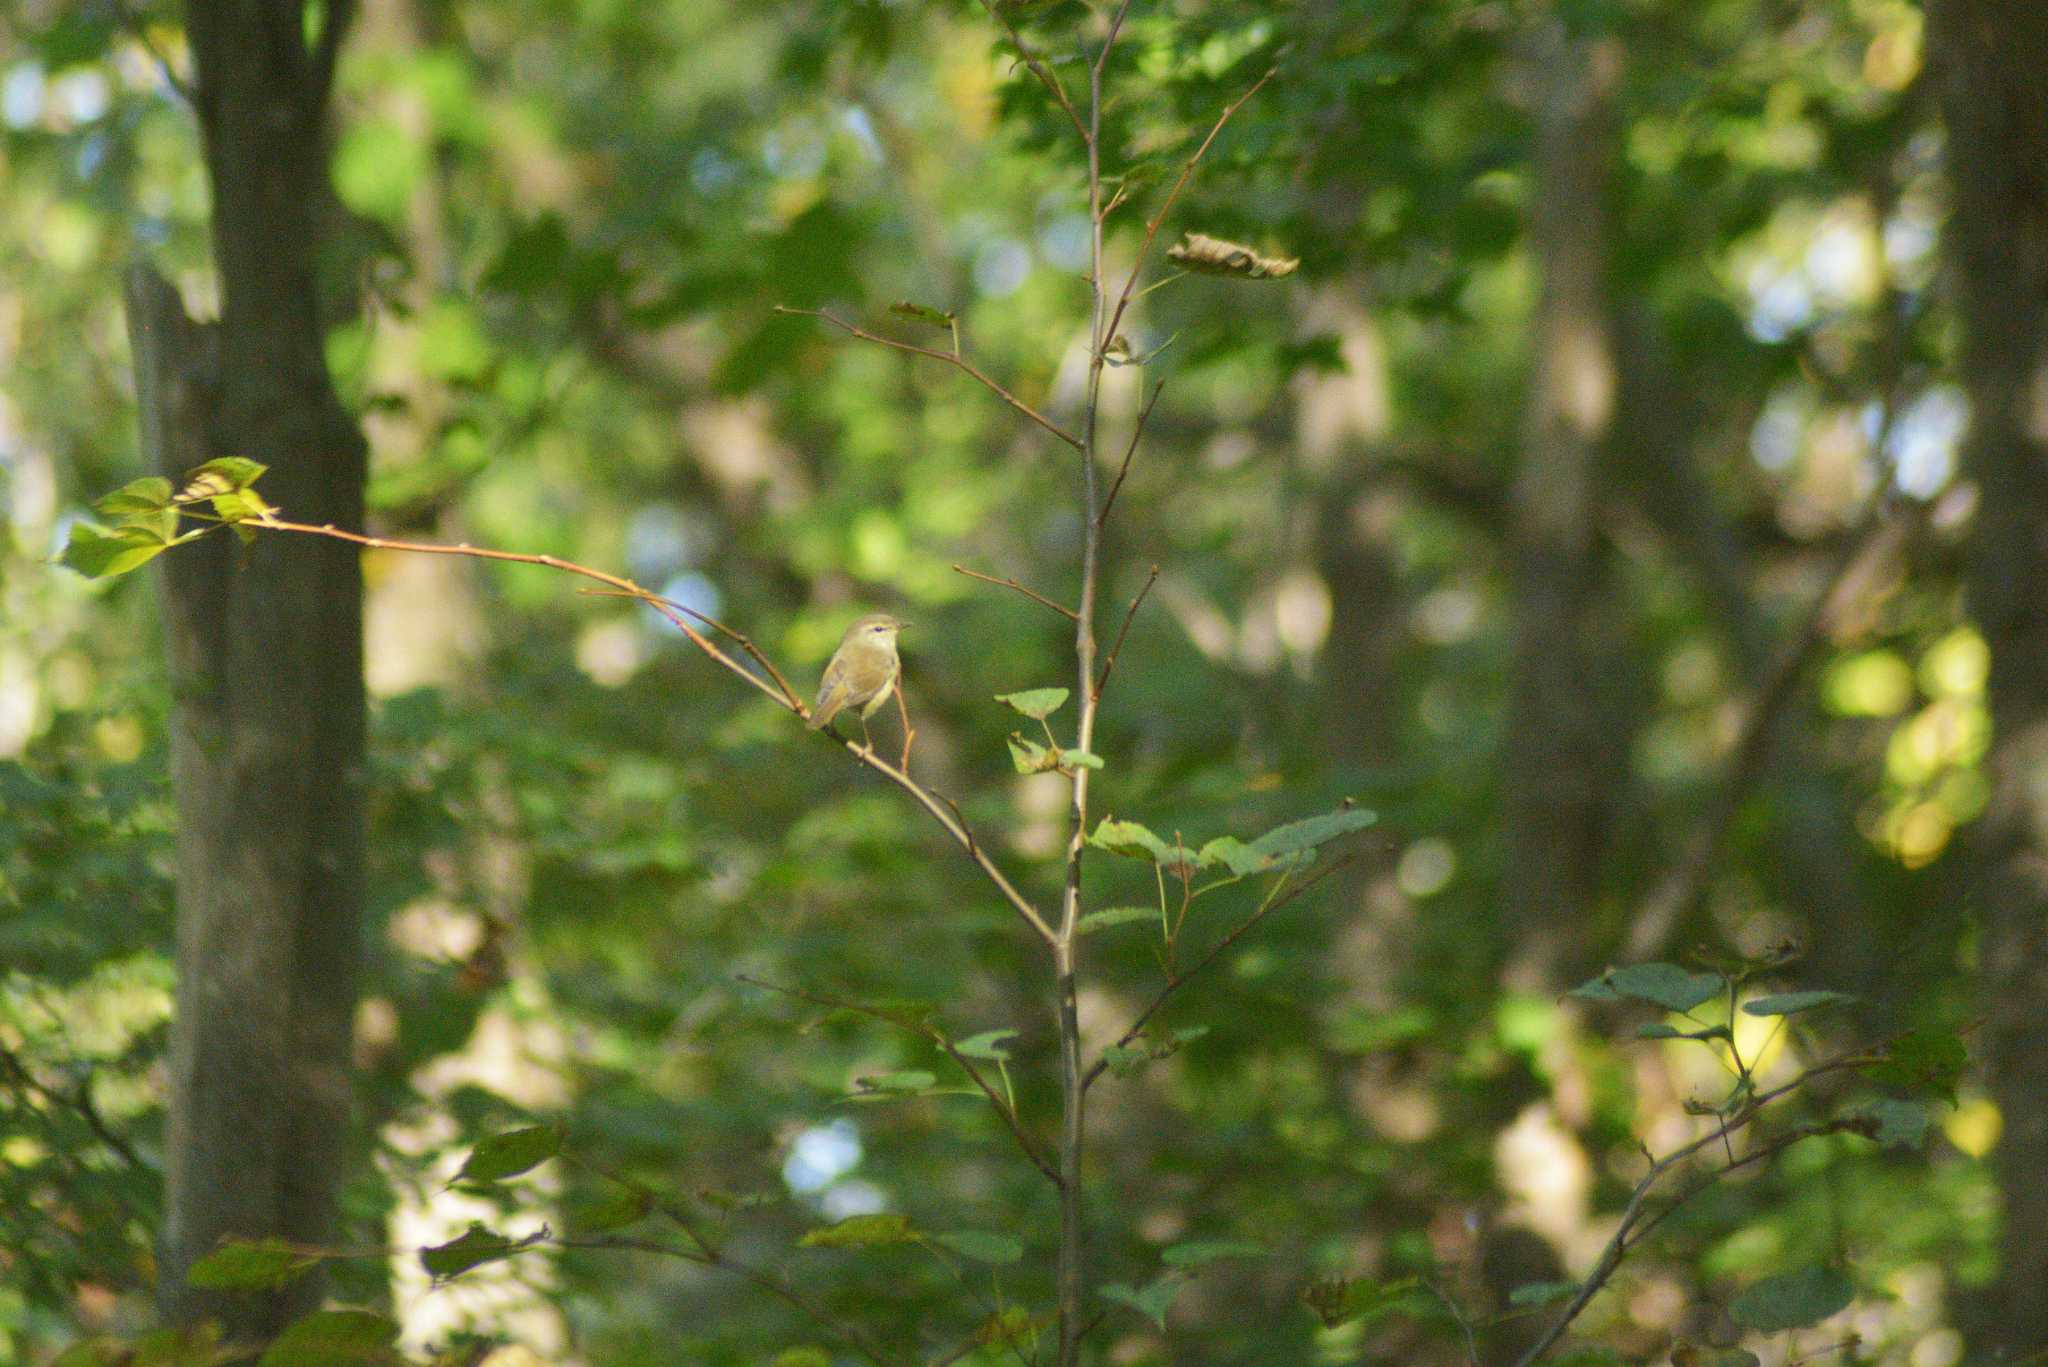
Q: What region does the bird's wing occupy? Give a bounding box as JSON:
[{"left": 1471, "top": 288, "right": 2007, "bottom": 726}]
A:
[{"left": 808, "top": 657, "right": 852, "bottom": 729}]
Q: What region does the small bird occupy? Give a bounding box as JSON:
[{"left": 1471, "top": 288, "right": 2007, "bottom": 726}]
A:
[{"left": 807, "top": 613, "right": 908, "bottom": 746}]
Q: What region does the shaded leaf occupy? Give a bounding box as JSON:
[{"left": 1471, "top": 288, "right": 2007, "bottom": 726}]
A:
[
  {"left": 931, "top": 1230, "right": 1024, "bottom": 1264},
  {"left": 1300, "top": 1275, "right": 1428, "bottom": 1329},
  {"left": 995, "top": 687, "right": 1069, "bottom": 719},
  {"left": 799, "top": 1213, "right": 917, "bottom": 1249},
  {"left": 1742, "top": 990, "right": 1858, "bottom": 1017},
  {"left": 1728, "top": 1265, "right": 1854, "bottom": 1333},
  {"left": 454, "top": 1126, "right": 559, "bottom": 1184},
  {"left": 1848, "top": 1098, "right": 1931, "bottom": 1152},
  {"left": 1568, "top": 963, "right": 1723, "bottom": 1013},
  {"left": 1871, "top": 1027, "right": 1968, "bottom": 1104},
  {"left": 1197, "top": 836, "right": 1282, "bottom": 877},
  {"left": 1077, "top": 906, "right": 1157, "bottom": 935},
  {"left": 1246, "top": 804, "right": 1377, "bottom": 859},
  {"left": 185, "top": 1237, "right": 321, "bottom": 1292},
  {"left": 1161, "top": 1238, "right": 1266, "bottom": 1268},
  {"left": 420, "top": 1223, "right": 538, "bottom": 1280},
  {"left": 1060, "top": 749, "right": 1105, "bottom": 771},
  {"left": 888, "top": 299, "right": 955, "bottom": 328},
  {"left": 853, "top": 1069, "right": 937, "bottom": 1094},
  {"left": 567, "top": 1188, "right": 652, "bottom": 1235},
  {"left": 1100, "top": 1276, "right": 1182, "bottom": 1329},
  {"left": 1007, "top": 733, "right": 1060, "bottom": 775},
  {"left": 771, "top": 1351, "right": 831, "bottom": 1367},
  {"left": 1639, "top": 1022, "right": 1730, "bottom": 1042},
  {"left": 1089, "top": 818, "right": 1198, "bottom": 872},
  {"left": 952, "top": 1030, "right": 1017, "bottom": 1061},
  {"left": 1508, "top": 1280, "right": 1577, "bottom": 1307},
  {"left": 258, "top": 1310, "right": 399, "bottom": 1366}
]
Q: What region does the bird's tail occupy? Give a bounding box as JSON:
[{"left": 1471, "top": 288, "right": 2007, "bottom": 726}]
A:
[{"left": 806, "top": 696, "right": 841, "bottom": 731}]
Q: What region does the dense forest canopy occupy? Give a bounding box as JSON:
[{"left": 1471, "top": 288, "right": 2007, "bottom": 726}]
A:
[{"left": 2, "top": 0, "right": 2045, "bottom": 1363}]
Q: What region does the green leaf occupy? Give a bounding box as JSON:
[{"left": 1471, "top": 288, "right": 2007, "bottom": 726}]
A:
[
  {"left": 454, "top": 1125, "right": 560, "bottom": 1184},
  {"left": 568, "top": 1188, "right": 652, "bottom": 1234},
  {"left": 1060, "top": 749, "right": 1105, "bottom": 771},
  {"left": 1100, "top": 1276, "right": 1182, "bottom": 1329},
  {"left": 1300, "top": 1275, "right": 1428, "bottom": 1329},
  {"left": 1568, "top": 963, "right": 1723, "bottom": 1013},
  {"left": 1077, "top": 906, "right": 1158, "bottom": 935},
  {"left": 799, "top": 1213, "right": 916, "bottom": 1249},
  {"left": 1508, "top": 1280, "right": 1578, "bottom": 1307},
  {"left": 1007, "top": 734, "right": 1060, "bottom": 774},
  {"left": 1638, "top": 1022, "right": 1731, "bottom": 1042},
  {"left": 1871, "top": 1027, "right": 1968, "bottom": 1103},
  {"left": 1728, "top": 1265, "right": 1853, "bottom": 1333},
  {"left": 419, "top": 1223, "right": 537, "bottom": 1280},
  {"left": 931, "top": 1230, "right": 1024, "bottom": 1264},
  {"left": 995, "top": 687, "right": 1069, "bottom": 719},
  {"left": 772, "top": 1350, "right": 832, "bottom": 1367},
  {"left": 1088, "top": 818, "right": 1198, "bottom": 872},
  {"left": 1160, "top": 1238, "right": 1266, "bottom": 1268},
  {"left": 952, "top": 1030, "right": 1017, "bottom": 1061},
  {"left": 208, "top": 488, "right": 277, "bottom": 525},
  {"left": 853, "top": 1069, "right": 938, "bottom": 1094},
  {"left": 185, "top": 1237, "right": 321, "bottom": 1291},
  {"left": 1197, "top": 836, "right": 1286, "bottom": 877},
  {"left": 178, "top": 457, "right": 268, "bottom": 497},
  {"left": 1245, "top": 803, "right": 1377, "bottom": 859},
  {"left": 889, "top": 299, "right": 956, "bottom": 328},
  {"left": 1742, "top": 990, "right": 1858, "bottom": 1017},
  {"left": 95, "top": 476, "right": 173, "bottom": 517},
  {"left": 59, "top": 522, "right": 176, "bottom": 579},
  {"left": 1849, "top": 1098, "right": 1931, "bottom": 1151},
  {"left": 257, "top": 1311, "right": 399, "bottom": 1366}
]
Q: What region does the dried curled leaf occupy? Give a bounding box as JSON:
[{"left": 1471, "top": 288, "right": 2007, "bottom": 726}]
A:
[{"left": 1165, "top": 232, "right": 1299, "bottom": 280}]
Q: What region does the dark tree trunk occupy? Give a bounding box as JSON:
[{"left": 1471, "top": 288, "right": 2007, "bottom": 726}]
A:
[
  {"left": 1503, "top": 21, "right": 1621, "bottom": 989},
  {"left": 132, "top": 0, "right": 367, "bottom": 1339},
  {"left": 1930, "top": 0, "right": 2048, "bottom": 1352}
]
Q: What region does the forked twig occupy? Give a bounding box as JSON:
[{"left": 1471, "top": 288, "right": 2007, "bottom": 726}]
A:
[
  {"left": 774, "top": 307, "right": 1082, "bottom": 450},
  {"left": 953, "top": 564, "right": 1078, "bottom": 621},
  {"left": 973, "top": 0, "right": 1089, "bottom": 144}
]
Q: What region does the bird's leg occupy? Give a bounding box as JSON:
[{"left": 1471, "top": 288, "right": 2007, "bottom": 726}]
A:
[
  {"left": 859, "top": 714, "right": 874, "bottom": 753},
  {"left": 894, "top": 677, "right": 915, "bottom": 771}
]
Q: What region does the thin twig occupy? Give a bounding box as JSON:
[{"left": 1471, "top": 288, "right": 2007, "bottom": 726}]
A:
[
  {"left": 1092, "top": 564, "right": 1158, "bottom": 700},
  {"left": 893, "top": 673, "right": 917, "bottom": 771},
  {"left": 576, "top": 586, "right": 803, "bottom": 709},
  {"left": 1096, "top": 380, "right": 1165, "bottom": 529},
  {"left": 775, "top": 307, "right": 1082, "bottom": 450},
  {"left": 1081, "top": 856, "right": 1356, "bottom": 1092},
  {"left": 244, "top": 515, "right": 1058, "bottom": 946},
  {"left": 1100, "top": 67, "right": 1276, "bottom": 355},
  {"left": 972, "top": 0, "right": 1089, "bottom": 144},
  {"left": 1422, "top": 1277, "right": 1482, "bottom": 1367},
  {"left": 953, "top": 564, "right": 1078, "bottom": 621},
  {"left": 737, "top": 975, "right": 1062, "bottom": 1186},
  {"left": 1512, "top": 1052, "right": 1881, "bottom": 1366},
  {"left": 0, "top": 1045, "right": 151, "bottom": 1173}
]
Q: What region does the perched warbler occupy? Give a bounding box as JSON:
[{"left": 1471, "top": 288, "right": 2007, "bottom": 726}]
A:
[{"left": 807, "top": 613, "right": 907, "bottom": 743}]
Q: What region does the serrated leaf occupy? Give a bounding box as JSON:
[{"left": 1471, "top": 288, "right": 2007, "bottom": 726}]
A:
[
  {"left": 853, "top": 1069, "right": 937, "bottom": 1094},
  {"left": 1246, "top": 804, "right": 1377, "bottom": 859},
  {"left": 995, "top": 687, "right": 1069, "bottom": 719},
  {"left": 59, "top": 522, "right": 176, "bottom": 579},
  {"left": 953, "top": 1030, "right": 1017, "bottom": 1061},
  {"left": 95, "top": 476, "right": 173, "bottom": 517},
  {"left": 1568, "top": 963, "right": 1723, "bottom": 1013},
  {"left": 799, "top": 1213, "right": 916, "bottom": 1249},
  {"left": 1742, "top": 990, "right": 1858, "bottom": 1017},
  {"left": 1728, "top": 1265, "right": 1853, "bottom": 1333},
  {"left": 185, "top": 1237, "right": 321, "bottom": 1291},
  {"left": 177, "top": 457, "right": 267, "bottom": 499},
  {"left": 1077, "top": 906, "right": 1158, "bottom": 935},
  {"left": 419, "top": 1223, "right": 537, "bottom": 1280},
  {"left": 257, "top": 1310, "right": 398, "bottom": 1366},
  {"left": 1160, "top": 1238, "right": 1266, "bottom": 1268},
  {"left": 888, "top": 299, "right": 956, "bottom": 328},
  {"left": 931, "top": 1230, "right": 1025, "bottom": 1264},
  {"left": 1508, "top": 1280, "right": 1578, "bottom": 1307},
  {"left": 1100, "top": 1276, "right": 1182, "bottom": 1329},
  {"left": 454, "top": 1126, "right": 560, "bottom": 1184}
]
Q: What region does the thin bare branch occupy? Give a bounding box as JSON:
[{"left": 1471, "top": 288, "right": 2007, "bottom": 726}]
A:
[
  {"left": 245, "top": 516, "right": 1058, "bottom": 946},
  {"left": 775, "top": 307, "right": 1082, "bottom": 450},
  {"left": 953, "top": 564, "right": 1079, "bottom": 621},
  {"left": 1101, "top": 67, "right": 1276, "bottom": 352},
  {"left": 577, "top": 586, "right": 803, "bottom": 709},
  {"left": 1092, "top": 564, "right": 1158, "bottom": 700},
  {"left": 974, "top": 0, "right": 1089, "bottom": 144},
  {"left": 738, "top": 975, "right": 1062, "bottom": 1186},
  {"left": 1082, "top": 856, "right": 1356, "bottom": 1092},
  {"left": 1097, "top": 380, "right": 1165, "bottom": 529},
  {"left": 113, "top": 0, "right": 194, "bottom": 105}
]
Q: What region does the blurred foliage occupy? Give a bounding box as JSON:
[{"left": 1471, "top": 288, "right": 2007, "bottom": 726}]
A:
[{"left": 0, "top": 0, "right": 2008, "bottom": 1362}]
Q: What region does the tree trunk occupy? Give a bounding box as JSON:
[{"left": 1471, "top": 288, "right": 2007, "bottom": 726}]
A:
[
  {"left": 136, "top": 0, "right": 367, "bottom": 1339},
  {"left": 1930, "top": 0, "right": 2048, "bottom": 1352},
  {"left": 1503, "top": 21, "right": 1621, "bottom": 990}
]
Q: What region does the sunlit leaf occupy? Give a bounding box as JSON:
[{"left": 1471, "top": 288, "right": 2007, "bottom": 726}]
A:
[
  {"left": 995, "top": 687, "right": 1069, "bottom": 719},
  {"left": 799, "top": 1213, "right": 917, "bottom": 1249},
  {"left": 95, "top": 477, "right": 173, "bottom": 517},
  {"left": 1165, "top": 231, "right": 1299, "bottom": 279},
  {"left": 59, "top": 523, "right": 177, "bottom": 579}
]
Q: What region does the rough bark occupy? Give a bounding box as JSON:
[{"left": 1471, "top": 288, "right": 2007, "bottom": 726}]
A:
[
  {"left": 1930, "top": 0, "right": 2048, "bottom": 1351},
  {"left": 1503, "top": 22, "right": 1621, "bottom": 990},
  {"left": 138, "top": 0, "right": 367, "bottom": 1338}
]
